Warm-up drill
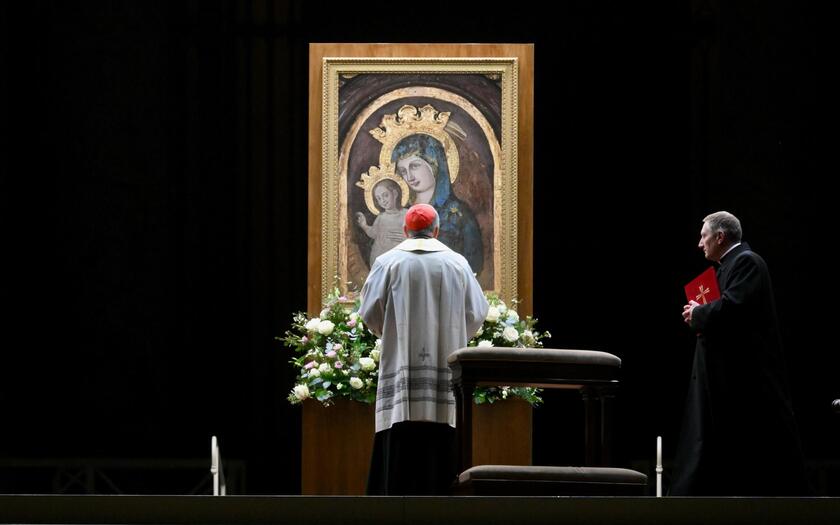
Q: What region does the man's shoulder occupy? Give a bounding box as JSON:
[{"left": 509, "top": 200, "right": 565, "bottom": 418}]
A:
[
  {"left": 440, "top": 249, "right": 470, "bottom": 265},
  {"left": 436, "top": 250, "right": 477, "bottom": 278},
  {"left": 388, "top": 247, "right": 469, "bottom": 269},
  {"left": 730, "top": 246, "right": 769, "bottom": 274},
  {"left": 732, "top": 243, "right": 763, "bottom": 262},
  {"left": 374, "top": 246, "right": 432, "bottom": 267},
  {"left": 394, "top": 237, "right": 449, "bottom": 253},
  {"left": 374, "top": 248, "right": 408, "bottom": 266}
]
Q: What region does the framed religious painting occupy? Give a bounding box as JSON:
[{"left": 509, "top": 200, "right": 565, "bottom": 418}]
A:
[{"left": 308, "top": 44, "right": 534, "bottom": 315}]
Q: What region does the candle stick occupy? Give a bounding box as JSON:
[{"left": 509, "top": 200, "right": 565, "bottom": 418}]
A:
[
  {"left": 656, "top": 436, "right": 663, "bottom": 497},
  {"left": 657, "top": 436, "right": 662, "bottom": 465}
]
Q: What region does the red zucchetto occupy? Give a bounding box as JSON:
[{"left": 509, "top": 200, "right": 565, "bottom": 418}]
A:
[{"left": 404, "top": 203, "right": 437, "bottom": 231}]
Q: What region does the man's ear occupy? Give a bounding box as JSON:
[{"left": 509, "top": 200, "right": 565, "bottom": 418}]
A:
[
  {"left": 433, "top": 226, "right": 440, "bottom": 238},
  {"left": 403, "top": 225, "right": 409, "bottom": 238}
]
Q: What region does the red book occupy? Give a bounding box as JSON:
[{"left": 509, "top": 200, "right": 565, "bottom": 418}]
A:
[{"left": 684, "top": 267, "right": 720, "bottom": 305}]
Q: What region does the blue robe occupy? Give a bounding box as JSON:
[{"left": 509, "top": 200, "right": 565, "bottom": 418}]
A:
[{"left": 391, "top": 134, "right": 485, "bottom": 276}]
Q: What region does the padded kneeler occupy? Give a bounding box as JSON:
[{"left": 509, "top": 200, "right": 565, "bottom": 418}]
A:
[{"left": 453, "top": 465, "right": 648, "bottom": 496}]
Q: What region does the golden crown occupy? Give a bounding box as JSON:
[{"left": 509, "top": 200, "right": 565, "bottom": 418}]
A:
[{"left": 369, "top": 104, "right": 459, "bottom": 184}]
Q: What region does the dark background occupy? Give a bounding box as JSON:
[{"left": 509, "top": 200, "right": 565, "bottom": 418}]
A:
[{"left": 2, "top": 0, "right": 837, "bottom": 495}]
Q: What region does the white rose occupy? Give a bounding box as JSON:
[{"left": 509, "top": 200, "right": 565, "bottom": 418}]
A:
[
  {"left": 522, "top": 330, "right": 534, "bottom": 344},
  {"left": 506, "top": 310, "right": 519, "bottom": 323},
  {"left": 309, "top": 368, "right": 321, "bottom": 378},
  {"left": 304, "top": 318, "right": 321, "bottom": 332},
  {"left": 374, "top": 338, "right": 382, "bottom": 350},
  {"left": 320, "top": 308, "right": 330, "bottom": 319},
  {"left": 359, "top": 357, "right": 376, "bottom": 371},
  {"left": 319, "top": 362, "right": 331, "bottom": 373},
  {"left": 336, "top": 383, "right": 344, "bottom": 390},
  {"left": 293, "top": 384, "right": 310, "bottom": 400},
  {"left": 486, "top": 307, "right": 500, "bottom": 323},
  {"left": 349, "top": 377, "right": 364, "bottom": 389},
  {"left": 317, "top": 320, "right": 335, "bottom": 335},
  {"left": 502, "top": 326, "right": 519, "bottom": 342},
  {"left": 498, "top": 303, "right": 508, "bottom": 314},
  {"left": 370, "top": 349, "right": 380, "bottom": 362},
  {"left": 477, "top": 340, "right": 493, "bottom": 348}
]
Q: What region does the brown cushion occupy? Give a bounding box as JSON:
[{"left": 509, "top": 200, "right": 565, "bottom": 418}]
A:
[
  {"left": 458, "top": 465, "right": 647, "bottom": 485},
  {"left": 448, "top": 348, "right": 621, "bottom": 368}
]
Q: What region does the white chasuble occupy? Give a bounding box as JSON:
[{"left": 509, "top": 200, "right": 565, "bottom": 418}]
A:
[{"left": 359, "top": 238, "right": 488, "bottom": 433}]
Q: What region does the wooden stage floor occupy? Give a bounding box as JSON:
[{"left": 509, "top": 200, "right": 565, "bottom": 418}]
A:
[{"left": 1, "top": 495, "right": 839, "bottom": 524}]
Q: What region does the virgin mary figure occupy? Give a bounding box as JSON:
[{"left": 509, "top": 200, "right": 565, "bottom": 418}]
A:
[{"left": 391, "top": 133, "right": 484, "bottom": 275}]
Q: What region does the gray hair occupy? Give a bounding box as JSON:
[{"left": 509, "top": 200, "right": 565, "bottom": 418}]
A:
[
  {"left": 703, "top": 211, "right": 742, "bottom": 243},
  {"left": 405, "top": 210, "right": 440, "bottom": 238}
]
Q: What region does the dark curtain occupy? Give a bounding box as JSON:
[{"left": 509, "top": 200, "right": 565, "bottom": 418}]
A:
[{"left": 2, "top": 0, "right": 837, "bottom": 495}]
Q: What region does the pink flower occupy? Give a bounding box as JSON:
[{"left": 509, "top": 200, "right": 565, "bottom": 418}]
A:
[
  {"left": 347, "top": 319, "right": 357, "bottom": 328},
  {"left": 301, "top": 336, "right": 309, "bottom": 344},
  {"left": 326, "top": 350, "right": 337, "bottom": 358},
  {"left": 304, "top": 361, "right": 316, "bottom": 369},
  {"left": 339, "top": 296, "right": 348, "bottom": 301},
  {"left": 334, "top": 361, "right": 343, "bottom": 369}
]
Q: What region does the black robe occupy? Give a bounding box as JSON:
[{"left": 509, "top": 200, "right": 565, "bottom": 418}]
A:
[
  {"left": 670, "top": 243, "right": 810, "bottom": 495},
  {"left": 366, "top": 421, "right": 456, "bottom": 495}
]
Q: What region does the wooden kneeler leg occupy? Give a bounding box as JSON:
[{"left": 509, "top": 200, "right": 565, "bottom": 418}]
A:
[
  {"left": 600, "top": 388, "right": 616, "bottom": 467},
  {"left": 582, "top": 387, "right": 601, "bottom": 466},
  {"left": 454, "top": 381, "right": 475, "bottom": 477}
]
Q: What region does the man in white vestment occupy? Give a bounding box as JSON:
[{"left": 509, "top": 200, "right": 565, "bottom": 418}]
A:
[{"left": 359, "top": 203, "right": 488, "bottom": 495}]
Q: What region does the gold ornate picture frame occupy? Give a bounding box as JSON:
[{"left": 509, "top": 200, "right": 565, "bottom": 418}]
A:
[{"left": 308, "top": 44, "right": 534, "bottom": 315}]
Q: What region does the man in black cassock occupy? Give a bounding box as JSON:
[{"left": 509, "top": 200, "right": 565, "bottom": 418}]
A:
[{"left": 671, "top": 211, "right": 809, "bottom": 496}]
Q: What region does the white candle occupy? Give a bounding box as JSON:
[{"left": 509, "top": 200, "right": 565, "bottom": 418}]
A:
[
  {"left": 656, "top": 436, "right": 663, "bottom": 497},
  {"left": 657, "top": 436, "right": 662, "bottom": 466}
]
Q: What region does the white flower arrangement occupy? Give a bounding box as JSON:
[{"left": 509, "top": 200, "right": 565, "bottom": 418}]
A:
[
  {"left": 466, "top": 292, "right": 551, "bottom": 405},
  {"left": 280, "top": 287, "right": 379, "bottom": 406},
  {"left": 281, "top": 289, "right": 550, "bottom": 407}
]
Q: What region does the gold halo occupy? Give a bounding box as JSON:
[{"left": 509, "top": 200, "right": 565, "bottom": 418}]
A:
[{"left": 355, "top": 166, "right": 411, "bottom": 215}]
